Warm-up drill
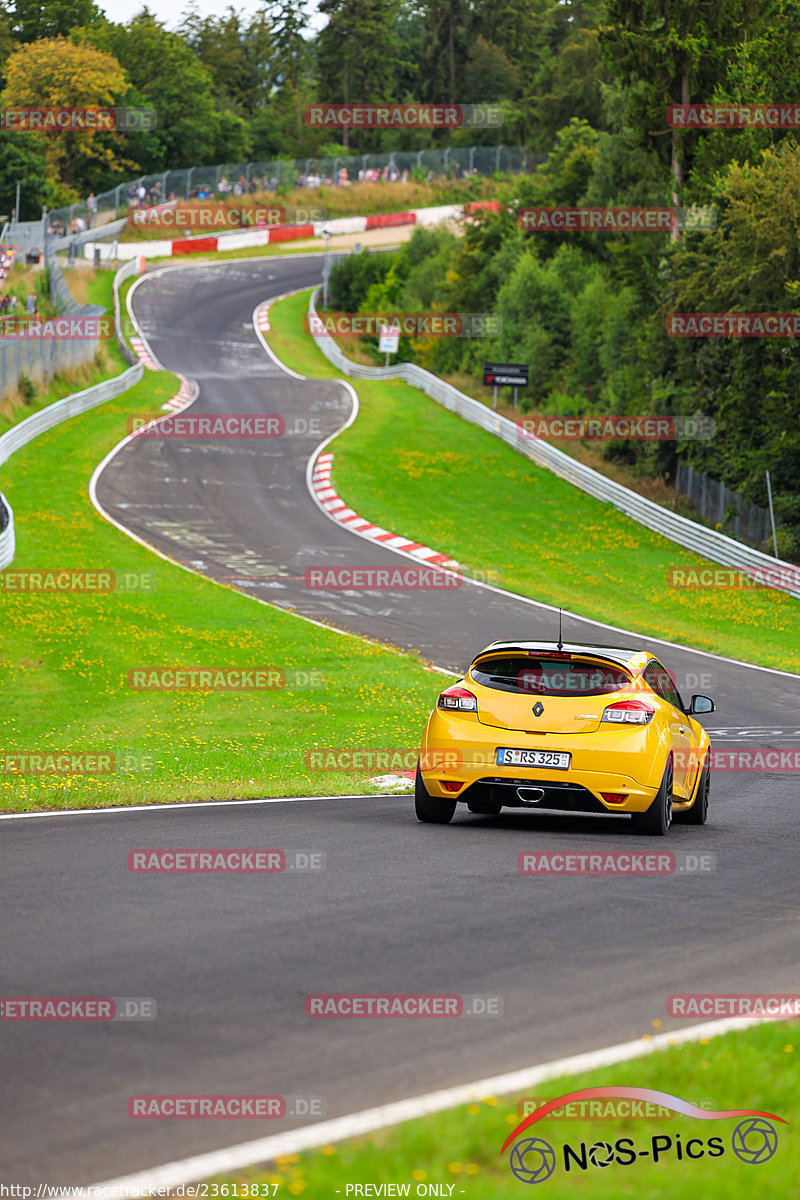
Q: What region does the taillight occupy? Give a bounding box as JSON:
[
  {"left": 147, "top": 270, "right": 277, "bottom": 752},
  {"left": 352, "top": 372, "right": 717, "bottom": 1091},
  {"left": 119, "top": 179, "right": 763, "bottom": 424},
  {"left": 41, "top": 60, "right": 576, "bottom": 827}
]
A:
[
  {"left": 437, "top": 686, "right": 477, "bottom": 712},
  {"left": 601, "top": 699, "right": 655, "bottom": 725}
]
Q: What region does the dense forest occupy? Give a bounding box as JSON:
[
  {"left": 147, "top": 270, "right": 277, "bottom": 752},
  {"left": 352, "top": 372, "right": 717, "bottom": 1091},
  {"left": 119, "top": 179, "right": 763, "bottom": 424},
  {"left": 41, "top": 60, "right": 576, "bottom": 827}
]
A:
[
  {"left": 1, "top": 0, "right": 799, "bottom": 553},
  {"left": 0, "top": 0, "right": 606, "bottom": 209}
]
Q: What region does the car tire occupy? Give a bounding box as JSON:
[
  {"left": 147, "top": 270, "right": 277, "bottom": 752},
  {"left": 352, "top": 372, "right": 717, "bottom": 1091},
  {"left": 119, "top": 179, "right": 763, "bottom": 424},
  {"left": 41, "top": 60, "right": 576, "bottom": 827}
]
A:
[
  {"left": 630, "top": 757, "right": 673, "bottom": 836},
  {"left": 674, "top": 759, "right": 709, "bottom": 825},
  {"left": 414, "top": 765, "right": 456, "bottom": 824}
]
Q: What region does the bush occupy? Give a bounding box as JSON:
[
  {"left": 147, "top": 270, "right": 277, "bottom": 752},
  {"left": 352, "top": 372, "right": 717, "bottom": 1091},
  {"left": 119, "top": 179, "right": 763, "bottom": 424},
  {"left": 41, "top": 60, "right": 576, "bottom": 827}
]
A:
[{"left": 17, "top": 374, "right": 36, "bottom": 405}]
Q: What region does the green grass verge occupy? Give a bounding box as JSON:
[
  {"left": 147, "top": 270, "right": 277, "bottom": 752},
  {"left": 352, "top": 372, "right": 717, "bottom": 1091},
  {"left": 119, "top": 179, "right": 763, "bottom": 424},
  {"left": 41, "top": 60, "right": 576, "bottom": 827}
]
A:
[
  {"left": 266, "top": 289, "right": 800, "bottom": 673},
  {"left": 212, "top": 1020, "right": 798, "bottom": 1198},
  {"left": 0, "top": 358, "right": 442, "bottom": 811}
]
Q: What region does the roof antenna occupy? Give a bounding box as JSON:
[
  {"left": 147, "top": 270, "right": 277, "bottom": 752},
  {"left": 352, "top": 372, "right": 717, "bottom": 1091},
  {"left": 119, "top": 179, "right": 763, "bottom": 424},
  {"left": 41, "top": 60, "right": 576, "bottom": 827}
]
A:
[{"left": 557, "top": 608, "right": 563, "bottom": 652}]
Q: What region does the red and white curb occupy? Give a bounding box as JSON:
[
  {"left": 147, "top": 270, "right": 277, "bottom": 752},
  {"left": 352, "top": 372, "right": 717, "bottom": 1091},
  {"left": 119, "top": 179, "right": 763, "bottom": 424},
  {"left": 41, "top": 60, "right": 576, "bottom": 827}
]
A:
[
  {"left": 162, "top": 374, "right": 197, "bottom": 413},
  {"left": 130, "top": 336, "right": 159, "bottom": 370},
  {"left": 256, "top": 292, "right": 295, "bottom": 333},
  {"left": 310, "top": 452, "right": 460, "bottom": 568},
  {"left": 369, "top": 772, "right": 415, "bottom": 790}
]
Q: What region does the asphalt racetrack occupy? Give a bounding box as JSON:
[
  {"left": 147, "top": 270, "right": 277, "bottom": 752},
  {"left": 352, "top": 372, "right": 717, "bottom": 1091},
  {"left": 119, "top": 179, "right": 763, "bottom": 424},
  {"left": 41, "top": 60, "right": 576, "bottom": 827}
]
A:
[{"left": 3, "top": 256, "right": 799, "bottom": 1184}]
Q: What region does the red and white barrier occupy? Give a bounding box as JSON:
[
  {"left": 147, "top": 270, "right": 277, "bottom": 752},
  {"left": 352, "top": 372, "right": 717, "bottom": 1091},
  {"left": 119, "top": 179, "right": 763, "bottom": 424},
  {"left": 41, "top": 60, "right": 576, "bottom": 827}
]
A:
[{"left": 84, "top": 201, "right": 500, "bottom": 263}]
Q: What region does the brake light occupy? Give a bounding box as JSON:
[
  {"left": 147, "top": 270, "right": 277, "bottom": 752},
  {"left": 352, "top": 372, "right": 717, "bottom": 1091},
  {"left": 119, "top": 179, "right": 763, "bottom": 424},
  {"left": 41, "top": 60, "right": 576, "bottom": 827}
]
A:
[
  {"left": 442, "top": 781, "right": 464, "bottom": 792},
  {"left": 437, "top": 686, "right": 477, "bottom": 712},
  {"left": 601, "top": 700, "right": 655, "bottom": 725},
  {"left": 601, "top": 793, "right": 627, "bottom": 804}
]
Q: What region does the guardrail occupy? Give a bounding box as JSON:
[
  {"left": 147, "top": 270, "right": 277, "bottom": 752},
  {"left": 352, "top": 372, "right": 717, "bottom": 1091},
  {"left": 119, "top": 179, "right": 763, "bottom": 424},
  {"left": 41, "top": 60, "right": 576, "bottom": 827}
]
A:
[
  {"left": 113, "top": 255, "right": 144, "bottom": 366},
  {"left": 0, "top": 491, "right": 14, "bottom": 570},
  {"left": 308, "top": 289, "right": 800, "bottom": 601},
  {"left": 52, "top": 217, "right": 128, "bottom": 253},
  {"left": 0, "top": 260, "right": 145, "bottom": 569}
]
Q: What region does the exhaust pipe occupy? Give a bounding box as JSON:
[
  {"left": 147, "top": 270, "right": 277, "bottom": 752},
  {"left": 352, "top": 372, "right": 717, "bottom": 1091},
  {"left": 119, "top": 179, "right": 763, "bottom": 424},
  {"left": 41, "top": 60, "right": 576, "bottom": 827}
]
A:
[{"left": 517, "top": 786, "right": 545, "bottom": 804}]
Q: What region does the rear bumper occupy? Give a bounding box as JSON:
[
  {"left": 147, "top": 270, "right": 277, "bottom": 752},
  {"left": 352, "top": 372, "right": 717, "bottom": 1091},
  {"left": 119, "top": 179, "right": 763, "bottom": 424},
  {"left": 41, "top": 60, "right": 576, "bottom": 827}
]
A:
[{"left": 420, "top": 710, "right": 666, "bottom": 814}]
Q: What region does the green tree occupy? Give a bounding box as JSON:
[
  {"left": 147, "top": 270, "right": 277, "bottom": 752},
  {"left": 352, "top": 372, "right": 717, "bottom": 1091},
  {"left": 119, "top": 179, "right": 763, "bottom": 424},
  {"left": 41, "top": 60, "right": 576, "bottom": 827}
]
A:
[
  {"left": 265, "top": 0, "right": 311, "bottom": 139},
  {"left": 601, "top": 0, "right": 770, "bottom": 205},
  {"left": 689, "top": 0, "right": 800, "bottom": 201},
  {"left": 316, "top": 0, "right": 404, "bottom": 150},
  {"left": 1, "top": 36, "right": 133, "bottom": 190},
  {"left": 418, "top": 0, "right": 471, "bottom": 103},
  {"left": 83, "top": 14, "right": 239, "bottom": 169},
  {"left": 179, "top": 4, "right": 273, "bottom": 118},
  {"left": 0, "top": 129, "right": 49, "bottom": 218},
  {"left": 5, "top": 0, "right": 103, "bottom": 42}
]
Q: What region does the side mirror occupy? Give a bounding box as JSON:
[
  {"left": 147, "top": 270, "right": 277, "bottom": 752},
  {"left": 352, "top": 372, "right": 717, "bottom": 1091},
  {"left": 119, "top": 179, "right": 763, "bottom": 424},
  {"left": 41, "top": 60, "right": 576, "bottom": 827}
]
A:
[{"left": 689, "top": 695, "right": 715, "bottom": 715}]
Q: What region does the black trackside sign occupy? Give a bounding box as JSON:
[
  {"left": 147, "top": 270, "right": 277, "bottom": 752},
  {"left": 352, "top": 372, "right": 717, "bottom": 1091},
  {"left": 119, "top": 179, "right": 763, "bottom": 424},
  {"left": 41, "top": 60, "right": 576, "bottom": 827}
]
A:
[{"left": 484, "top": 362, "right": 529, "bottom": 387}]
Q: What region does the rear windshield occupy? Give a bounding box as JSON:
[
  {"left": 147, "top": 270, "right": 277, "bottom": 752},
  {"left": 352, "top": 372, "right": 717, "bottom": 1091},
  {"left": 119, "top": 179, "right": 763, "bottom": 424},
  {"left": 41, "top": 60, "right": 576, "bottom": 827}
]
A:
[{"left": 470, "top": 656, "right": 632, "bottom": 696}]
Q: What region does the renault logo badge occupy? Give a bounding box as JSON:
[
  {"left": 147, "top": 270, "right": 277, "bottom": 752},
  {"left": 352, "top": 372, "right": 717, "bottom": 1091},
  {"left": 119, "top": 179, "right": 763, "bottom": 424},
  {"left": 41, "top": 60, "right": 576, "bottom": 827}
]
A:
[{"left": 532, "top": 702, "right": 544, "bottom": 717}]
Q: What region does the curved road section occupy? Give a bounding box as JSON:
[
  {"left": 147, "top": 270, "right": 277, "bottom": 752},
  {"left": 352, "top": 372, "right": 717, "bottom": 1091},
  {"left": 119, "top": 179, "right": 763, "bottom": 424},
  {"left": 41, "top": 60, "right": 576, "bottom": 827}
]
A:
[{"left": 3, "top": 256, "right": 799, "bottom": 1185}]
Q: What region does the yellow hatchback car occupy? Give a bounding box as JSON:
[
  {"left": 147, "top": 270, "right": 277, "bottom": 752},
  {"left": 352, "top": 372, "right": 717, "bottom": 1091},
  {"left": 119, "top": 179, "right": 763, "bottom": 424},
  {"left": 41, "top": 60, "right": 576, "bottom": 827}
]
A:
[{"left": 415, "top": 641, "right": 715, "bottom": 835}]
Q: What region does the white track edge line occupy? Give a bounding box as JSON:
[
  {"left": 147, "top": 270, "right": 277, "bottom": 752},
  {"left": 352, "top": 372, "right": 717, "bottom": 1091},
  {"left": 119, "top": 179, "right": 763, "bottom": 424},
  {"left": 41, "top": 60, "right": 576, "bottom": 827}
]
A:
[
  {"left": 90, "top": 1014, "right": 778, "bottom": 1192},
  {"left": 0, "top": 793, "right": 387, "bottom": 822}
]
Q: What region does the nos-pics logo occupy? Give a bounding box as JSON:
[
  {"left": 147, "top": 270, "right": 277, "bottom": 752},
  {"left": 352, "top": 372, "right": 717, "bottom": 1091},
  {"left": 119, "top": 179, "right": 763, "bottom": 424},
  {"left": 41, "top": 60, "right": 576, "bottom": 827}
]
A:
[{"left": 502, "top": 1088, "right": 783, "bottom": 1183}]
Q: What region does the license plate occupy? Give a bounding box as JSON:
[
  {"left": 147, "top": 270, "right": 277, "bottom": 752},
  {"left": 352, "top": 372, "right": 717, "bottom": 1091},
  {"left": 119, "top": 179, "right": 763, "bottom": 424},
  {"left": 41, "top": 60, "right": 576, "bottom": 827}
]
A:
[{"left": 497, "top": 748, "right": 571, "bottom": 770}]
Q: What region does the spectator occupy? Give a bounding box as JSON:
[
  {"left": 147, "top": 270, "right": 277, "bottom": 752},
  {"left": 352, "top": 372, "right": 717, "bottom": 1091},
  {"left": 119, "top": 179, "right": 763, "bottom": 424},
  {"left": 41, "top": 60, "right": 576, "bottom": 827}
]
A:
[
  {"left": 86, "top": 193, "right": 98, "bottom": 228},
  {"left": 25, "top": 292, "right": 36, "bottom": 314},
  {"left": 137, "top": 183, "right": 146, "bottom": 203}
]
